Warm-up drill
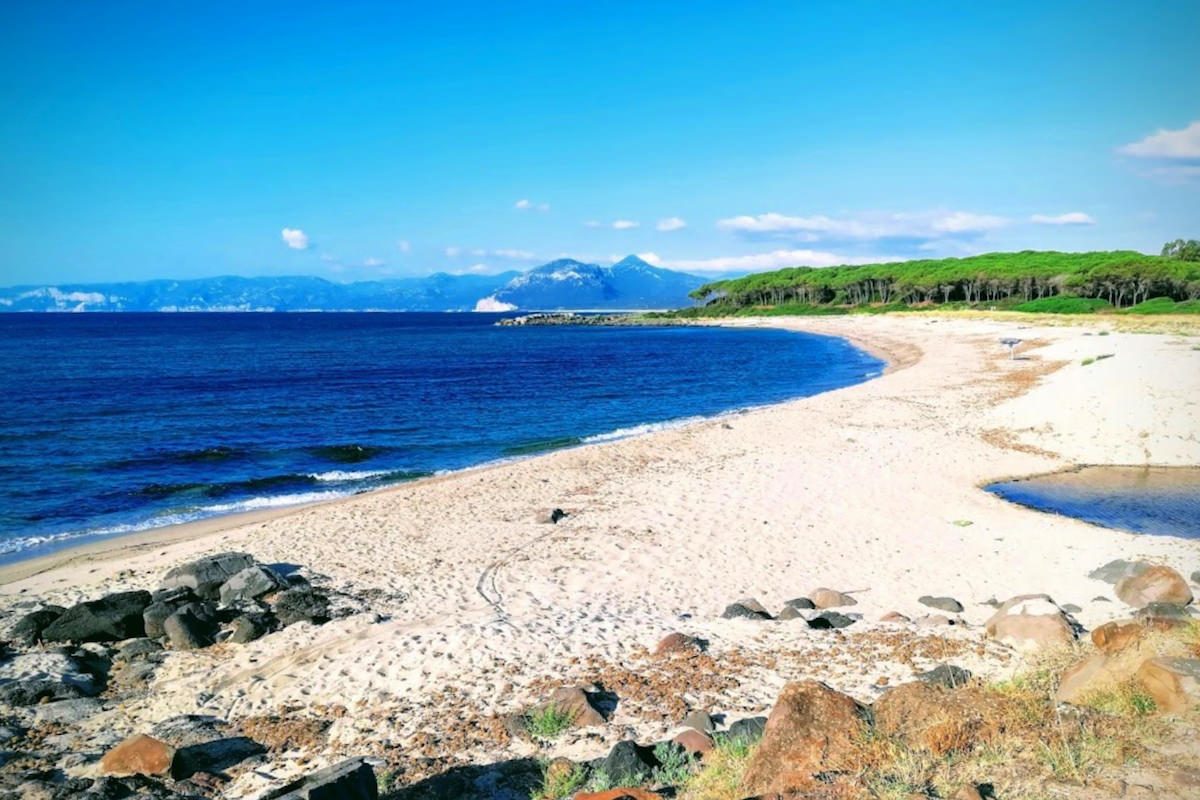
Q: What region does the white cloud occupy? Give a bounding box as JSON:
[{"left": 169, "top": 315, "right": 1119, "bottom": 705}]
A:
[
  {"left": 1118, "top": 120, "right": 1200, "bottom": 159},
  {"left": 1030, "top": 212, "right": 1096, "bottom": 226},
  {"left": 612, "top": 220, "right": 639, "bottom": 230},
  {"left": 363, "top": 257, "right": 385, "bottom": 267},
  {"left": 445, "top": 246, "right": 462, "bottom": 257},
  {"left": 281, "top": 228, "right": 309, "bottom": 250},
  {"left": 515, "top": 199, "right": 550, "bottom": 211},
  {"left": 642, "top": 249, "right": 895, "bottom": 274},
  {"left": 717, "top": 210, "right": 1009, "bottom": 241},
  {"left": 656, "top": 217, "right": 687, "bottom": 232},
  {"left": 397, "top": 240, "right": 411, "bottom": 253}
]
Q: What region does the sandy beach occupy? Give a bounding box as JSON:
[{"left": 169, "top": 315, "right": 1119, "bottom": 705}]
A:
[{"left": 2, "top": 314, "right": 1198, "bottom": 797}]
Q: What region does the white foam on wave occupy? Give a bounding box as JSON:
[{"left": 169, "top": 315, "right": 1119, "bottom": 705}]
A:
[
  {"left": 307, "top": 469, "right": 393, "bottom": 482},
  {"left": 580, "top": 415, "right": 710, "bottom": 444}
]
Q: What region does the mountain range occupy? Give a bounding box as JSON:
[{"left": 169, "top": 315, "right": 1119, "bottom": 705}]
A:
[{"left": 0, "top": 256, "right": 705, "bottom": 312}]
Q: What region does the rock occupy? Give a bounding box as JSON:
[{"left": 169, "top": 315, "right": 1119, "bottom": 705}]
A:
[
  {"left": 1134, "top": 602, "right": 1195, "bottom": 626},
  {"left": 172, "top": 735, "right": 267, "bottom": 779},
  {"left": 532, "top": 686, "right": 606, "bottom": 727},
  {"left": 681, "top": 710, "right": 715, "bottom": 733},
  {"left": 574, "top": 791, "right": 662, "bottom": 800},
  {"left": 672, "top": 728, "right": 714, "bottom": 756},
  {"left": 808, "top": 588, "right": 857, "bottom": 609},
  {"left": 273, "top": 587, "right": 330, "bottom": 626},
  {"left": 1089, "top": 559, "right": 1150, "bottom": 584},
  {"left": 724, "top": 716, "right": 767, "bottom": 743},
  {"left": 784, "top": 597, "right": 816, "bottom": 610},
  {"left": 218, "top": 566, "right": 284, "bottom": 607},
  {"left": 807, "top": 610, "right": 855, "bottom": 630},
  {"left": 164, "top": 604, "right": 218, "bottom": 650},
  {"left": 1136, "top": 657, "right": 1200, "bottom": 714},
  {"left": 874, "top": 682, "right": 1005, "bottom": 755},
  {"left": 40, "top": 591, "right": 152, "bottom": 643},
  {"left": 918, "top": 664, "right": 973, "bottom": 689},
  {"left": 919, "top": 595, "right": 964, "bottom": 613},
  {"left": 116, "top": 638, "right": 164, "bottom": 661},
  {"left": 1055, "top": 653, "right": 1116, "bottom": 705},
  {"left": 1193, "top": 570, "right": 1200, "bottom": 585},
  {"left": 547, "top": 508, "right": 567, "bottom": 524},
  {"left": 143, "top": 588, "right": 198, "bottom": 639},
  {"left": 599, "top": 740, "right": 658, "bottom": 785},
  {"left": 262, "top": 757, "right": 377, "bottom": 800},
  {"left": 880, "top": 611, "right": 911, "bottom": 623},
  {"left": 10, "top": 606, "right": 66, "bottom": 646},
  {"left": 984, "top": 594, "right": 1075, "bottom": 651},
  {"left": 776, "top": 605, "right": 806, "bottom": 621},
  {"left": 1115, "top": 565, "right": 1193, "bottom": 608},
  {"left": 33, "top": 697, "right": 103, "bottom": 725},
  {"left": 229, "top": 612, "right": 276, "bottom": 644},
  {"left": 161, "top": 552, "right": 256, "bottom": 599},
  {"left": 739, "top": 680, "right": 869, "bottom": 796},
  {"left": 0, "top": 652, "right": 100, "bottom": 705},
  {"left": 1062, "top": 603, "right": 1082, "bottom": 614},
  {"left": 100, "top": 734, "right": 176, "bottom": 777},
  {"left": 1091, "top": 621, "right": 1143, "bottom": 653},
  {"left": 721, "top": 597, "right": 771, "bottom": 620},
  {"left": 654, "top": 632, "right": 702, "bottom": 656}
]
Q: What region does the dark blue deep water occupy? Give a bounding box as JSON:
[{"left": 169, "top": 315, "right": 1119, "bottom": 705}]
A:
[
  {"left": 987, "top": 466, "right": 1200, "bottom": 539},
  {"left": 0, "top": 313, "right": 882, "bottom": 561}
]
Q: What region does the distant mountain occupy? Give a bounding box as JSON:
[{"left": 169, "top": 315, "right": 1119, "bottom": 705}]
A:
[
  {"left": 0, "top": 273, "right": 521, "bottom": 312},
  {"left": 476, "top": 255, "right": 705, "bottom": 310},
  {"left": 0, "top": 256, "right": 704, "bottom": 312}
]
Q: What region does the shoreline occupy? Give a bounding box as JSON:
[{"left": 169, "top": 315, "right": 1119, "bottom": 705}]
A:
[{"left": 0, "top": 325, "right": 908, "bottom": 586}]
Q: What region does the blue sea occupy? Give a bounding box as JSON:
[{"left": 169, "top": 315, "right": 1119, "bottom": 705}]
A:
[{"left": 0, "top": 313, "right": 882, "bottom": 561}]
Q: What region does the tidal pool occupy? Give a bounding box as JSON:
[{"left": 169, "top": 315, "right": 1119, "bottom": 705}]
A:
[{"left": 986, "top": 465, "right": 1200, "bottom": 539}]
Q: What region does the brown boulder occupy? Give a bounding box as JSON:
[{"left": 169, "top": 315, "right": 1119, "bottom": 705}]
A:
[
  {"left": 1091, "top": 620, "right": 1144, "bottom": 653},
  {"left": 532, "top": 686, "right": 605, "bottom": 728},
  {"left": 573, "top": 791, "right": 662, "bottom": 800},
  {"left": 672, "top": 728, "right": 714, "bottom": 756},
  {"left": 984, "top": 594, "right": 1075, "bottom": 651},
  {"left": 879, "top": 611, "right": 910, "bottom": 623},
  {"left": 654, "top": 632, "right": 702, "bottom": 656},
  {"left": 1136, "top": 657, "right": 1200, "bottom": 714},
  {"left": 100, "top": 734, "right": 176, "bottom": 777},
  {"left": 739, "top": 680, "right": 868, "bottom": 796},
  {"left": 1115, "top": 566, "right": 1193, "bottom": 608},
  {"left": 873, "top": 682, "right": 1005, "bottom": 755},
  {"left": 808, "top": 588, "right": 857, "bottom": 609}
]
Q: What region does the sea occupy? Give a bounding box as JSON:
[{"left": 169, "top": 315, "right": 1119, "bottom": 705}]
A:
[{"left": 0, "top": 313, "right": 883, "bottom": 561}]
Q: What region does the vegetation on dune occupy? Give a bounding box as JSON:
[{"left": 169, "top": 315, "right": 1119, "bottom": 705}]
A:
[{"left": 684, "top": 247, "right": 1200, "bottom": 315}]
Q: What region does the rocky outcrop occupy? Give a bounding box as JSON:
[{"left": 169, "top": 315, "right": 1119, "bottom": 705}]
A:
[
  {"left": 161, "top": 552, "right": 257, "bottom": 599},
  {"left": 739, "top": 680, "right": 869, "bottom": 796},
  {"left": 218, "top": 565, "right": 285, "bottom": 606},
  {"left": 40, "top": 590, "right": 152, "bottom": 642},
  {"left": 984, "top": 594, "right": 1076, "bottom": 651},
  {"left": 1136, "top": 658, "right": 1200, "bottom": 714},
  {"left": 10, "top": 605, "right": 66, "bottom": 646}
]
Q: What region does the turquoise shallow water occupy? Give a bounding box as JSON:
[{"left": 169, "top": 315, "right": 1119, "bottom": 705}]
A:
[
  {"left": 0, "top": 312, "right": 883, "bottom": 561},
  {"left": 986, "top": 465, "right": 1200, "bottom": 539}
]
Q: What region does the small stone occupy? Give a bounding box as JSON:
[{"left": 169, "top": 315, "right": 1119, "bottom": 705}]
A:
[
  {"left": 672, "top": 728, "right": 714, "bottom": 756},
  {"left": 599, "top": 740, "right": 657, "bottom": 785},
  {"left": 918, "top": 664, "right": 973, "bottom": 689},
  {"left": 808, "top": 588, "right": 857, "bottom": 609},
  {"left": 721, "top": 598, "right": 771, "bottom": 620},
  {"left": 229, "top": 612, "right": 275, "bottom": 644},
  {"left": 880, "top": 611, "right": 911, "bottom": 623},
  {"left": 919, "top": 595, "right": 964, "bottom": 613},
  {"left": 117, "top": 638, "right": 164, "bottom": 661},
  {"left": 100, "top": 734, "right": 176, "bottom": 777},
  {"left": 531, "top": 686, "right": 605, "bottom": 728},
  {"left": 783, "top": 597, "right": 816, "bottom": 610},
  {"left": 654, "top": 632, "right": 702, "bottom": 656},
  {"left": 776, "top": 605, "right": 806, "bottom": 621},
  {"left": 547, "top": 508, "right": 567, "bottom": 524},
  {"left": 723, "top": 716, "right": 767, "bottom": 743},
  {"left": 915, "top": 614, "right": 959, "bottom": 627},
  {"left": 681, "top": 710, "right": 715, "bottom": 733},
  {"left": 807, "top": 610, "right": 855, "bottom": 629},
  {"left": 1062, "top": 603, "right": 1082, "bottom": 614}
]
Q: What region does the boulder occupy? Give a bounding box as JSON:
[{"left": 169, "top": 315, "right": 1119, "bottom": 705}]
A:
[
  {"left": 984, "top": 594, "right": 1075, "bottom": 651},
  {"left": 873, "top": 682, "right": 1005, "bottom": 755},
  {"left": 143, "top": 588, "right": 198, "bottom": 639},
  {"left": 724, "top": 716, "right": 767, "bottom": 743},
  {"left": 262, "top": 757, "right": 377, "bottom": 800},
  {"left": 10, "top": 606, "right": 66, "bottom": 646},
  {"left": 574, "top": 791, "right": 662, "bottom": 800},
  {"left": 721, "top": 598, "right": 771, "bottom": 620},
  {"left": 273, "top": 587, "right": 330, "bottom": 626},
  {"left": 784, "top": 597, "right": 816, "bottom": 610},
  {"left": 808, "top": 588, "right": 857, "bottom": 609},
  {"left": 917, "top": 664, "right": 973, "bottom": 689},
  {"left": 533, "top": 686, "right": 606, "bottom": 728},
  {"left": 672, "top": 728, "right": 714, "bottom": 756},
  {"left": 219, "top": 566, "right": 285, "bottom": 606},
  {"left": 1115, "top": 566, "right": 1193, "bottom": 608},
  {"left": 681, "top": 710, "right": 715, "bottom": 733},
  {"left": 164, "top": 604, "right": 218, "bottom": 650},
  {"left": 598, "top": 740, "right": 658, "bottom": 786},
  {"left": 40, "top": 591, "right": 152, "bottom": 643},
  {"left": 116, "top": 638, "right": 164, "bottom": 662},
  {"left": 161, "top": 552, "right": 256, "bottom": 599},
  {"left": 1136, "top": 657, "right": 1200, "bottom": 714},
  {"left": 808, "top": 611, "right": 855, "bottom": 630},
  {"left": 1091, "top": 621, "right": 1144, "bottom": 653},
  {"left": 654, "top": 632, "right": 702, "bottom": 656},
  {"left": 739, "top": 680, "right": 868, "bottom": 796},
  {"left": 777, "top": 605, "right": 806, "bottom": 621},
  {"left": 100, "top": 734, "right": 176, "bottom": 777},
  {"left": 919, "top": 595, "right": 964, "bottom": 613},
  {"left": 229, "top": 612, "right": 276, "bottom": 644},
  {"left": 1089, "top": 559, "right": 1149, "bottom": 584}
]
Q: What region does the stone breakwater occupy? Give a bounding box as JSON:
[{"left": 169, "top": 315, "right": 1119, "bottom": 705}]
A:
[{"left": 0, "top": 551, "right": 1196, "bottom": 799}]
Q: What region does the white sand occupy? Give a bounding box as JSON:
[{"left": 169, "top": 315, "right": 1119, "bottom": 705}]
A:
[{"left": 1, "top": 315, "right": 1198, "bottom": 795}]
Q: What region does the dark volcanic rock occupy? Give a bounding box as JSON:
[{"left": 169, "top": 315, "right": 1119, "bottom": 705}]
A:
[
  {"left": 723, "top": 716, "right": 767, "bottom": 743},
  {"left": 11, "top": 605, "right": 66, "bottom": 646},
  {"left": 273, "top": 588, "right": 330, "bottom": 626},
  {"left": 218, "top": 566, "right": 284, "bottom": 607},
  {"left": 721, "top": 598, "right": 771, "bottom": 620},
  {"left": 143, "top": 588, "right": 198, "bottom": 639},
  {"left": 41, "top": 591, "right": 152, "bottom": 643},
  {"left": 161, "top": 552, "right": 257, "bottom": 599},
  {"left": 263, "top": 757, "right": 377, "bottom": 800},
  {"left": 919, "top": 595, "right": 965, "bottom": 613},
  {"left": 116, "top": 638, "right": 164, "bottom": 662},
  {"left": 918, "top": 664, "right": 974, "bottom": 689},
  {"left": 164, "top": 604, "right": 218, "bottom": 650},
  {"left": 784, "top": 597, "right": 816, "bottom": 611},
  {"left": 597, "top": 740, "right": 658, "bottom": 785},
  {"left": 229, "top": 612, "right": 276, "bottom": 644},
  {"left": 807, "top": 610, "right": 855, "bottom": 630}
]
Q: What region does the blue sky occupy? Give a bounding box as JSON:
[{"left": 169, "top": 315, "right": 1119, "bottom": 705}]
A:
[{"left": 1, "top": 1, "right": 1198, "bottom": 284}]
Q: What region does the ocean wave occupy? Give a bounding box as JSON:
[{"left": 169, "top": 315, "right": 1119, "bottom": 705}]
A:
[
  {"left": 307, "top": 444, "right": 387, "bottom": 464},
  {"left": 580, "top": 415, "right": 710, "bottom": 444},
  {"left": 307, "top": 469, "right": 394, "bottom": 482}
]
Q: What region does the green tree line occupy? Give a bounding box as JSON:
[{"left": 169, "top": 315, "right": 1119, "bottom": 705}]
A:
[{"left": 690, "top": 247, "right": 1200, "bottom": 310}]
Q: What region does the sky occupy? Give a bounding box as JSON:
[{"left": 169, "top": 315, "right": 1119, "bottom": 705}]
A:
[{"left": 1, "top": 1, "right": 1198, "bottom": 285}]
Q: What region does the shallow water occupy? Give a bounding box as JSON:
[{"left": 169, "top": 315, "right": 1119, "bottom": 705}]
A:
[
  {"left": 0, "top": 312, "right": 883, "bottom": 560},
  {"left": 986, "top": 466, "right": 1200, "bottom": 539}
]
